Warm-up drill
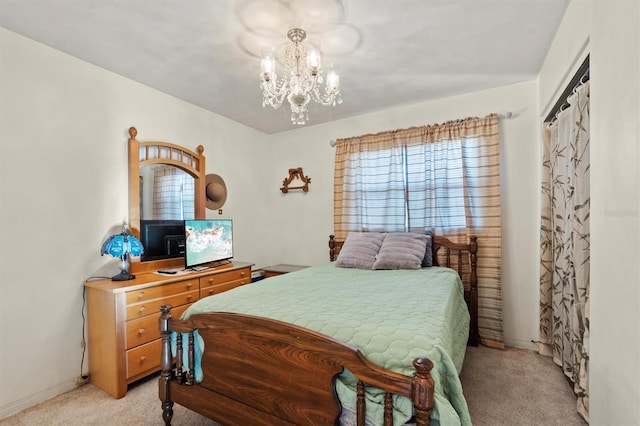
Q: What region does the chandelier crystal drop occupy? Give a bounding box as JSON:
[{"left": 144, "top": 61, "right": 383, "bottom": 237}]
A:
[{"left": 260, "top": 28, "right": 342, "bottom": 125}]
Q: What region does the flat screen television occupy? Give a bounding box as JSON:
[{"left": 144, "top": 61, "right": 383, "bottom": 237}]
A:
[
  {"left": 184, "top": 219, "right": 234, "bottom": 270},
  {"left": 139, "top": 220, "right": 186, "bottom": 261}
]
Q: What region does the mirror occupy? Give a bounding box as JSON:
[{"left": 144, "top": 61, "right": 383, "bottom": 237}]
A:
[
  {"left": 139, "top": 164, "right": 195, "bottom": 221},
  {"left": 127, "top": 127, "right": 206, "bottom": 273}
]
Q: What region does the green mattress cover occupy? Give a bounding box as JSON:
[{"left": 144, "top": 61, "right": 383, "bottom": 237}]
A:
[{"left": 180, "top": 263, "right": 471, "bottom": 426}]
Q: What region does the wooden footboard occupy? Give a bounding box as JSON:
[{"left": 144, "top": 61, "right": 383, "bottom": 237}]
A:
[{"left": 159, "top": 305, "right": 435, "bottom": 426}]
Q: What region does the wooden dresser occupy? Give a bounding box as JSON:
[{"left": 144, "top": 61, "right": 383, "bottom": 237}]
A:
[{"left": 84, "top": 261, "right": 253, "bottom": 398}]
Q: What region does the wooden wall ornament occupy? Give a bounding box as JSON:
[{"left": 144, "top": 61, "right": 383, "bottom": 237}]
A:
[{"left": 280, "top": 167, "right": 311, "bottom": 193}]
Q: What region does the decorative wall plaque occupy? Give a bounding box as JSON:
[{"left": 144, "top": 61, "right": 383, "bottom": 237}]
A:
[{"left": 280, "top": 167, "right": 311, "bottom": 193}]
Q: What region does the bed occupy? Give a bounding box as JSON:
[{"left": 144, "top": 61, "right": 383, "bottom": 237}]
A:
[{"left": 159, "top": 232, "right": 479, "bottom": 426}]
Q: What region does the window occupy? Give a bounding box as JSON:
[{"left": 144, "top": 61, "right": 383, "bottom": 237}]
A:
[
  {"left": 405, "top": 140, "right": 468, "bottom": 231},
  {"left": 339, "top": 139, "right": 472, "bottom": 234}
]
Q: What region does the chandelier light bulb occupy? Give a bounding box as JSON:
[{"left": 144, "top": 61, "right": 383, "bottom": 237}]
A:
[
  {"left": 259, "top": 27, "right": 342, "bottom": 125},
  {"left": 307, "top": 48, "right": 321, "bottom": 73},
  {"left": 260, "top": 49, "right": 275, "bottom": 80},
  {"left": 326, "top": 65, "right": 339, "bottom": 91}
]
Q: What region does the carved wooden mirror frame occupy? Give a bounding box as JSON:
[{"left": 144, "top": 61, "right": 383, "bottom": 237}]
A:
[{"left": 128, "top": 127, "right": 206, "bottom": 273}]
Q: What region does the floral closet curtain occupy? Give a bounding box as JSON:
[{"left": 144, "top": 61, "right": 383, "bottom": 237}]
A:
[
  {"left": 334, "top": 114, "right": 504, "bottom": 346},
  {"left": 539, "top": 81, "right": 590, "bottom": 421}
]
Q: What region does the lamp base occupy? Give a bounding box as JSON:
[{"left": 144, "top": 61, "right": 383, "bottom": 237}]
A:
[{"left": 111, "top": 271, "right": 136, "bottom": 281}]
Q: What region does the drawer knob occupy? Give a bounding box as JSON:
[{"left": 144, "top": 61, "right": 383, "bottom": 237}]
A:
[
  {"left": 138, "top": 328, "right": 145, "bottom": 335},
  {"left": 138, "top": 292, "right": 145, "bottom": 300},
  {"left": 138, "top": 306, "right": 145, "bottom": 314},
  {"left": 187, "top": 295, "right": 193, "bottom": 301},
  {"left": 140, "top": 356, "right": 147, "bottom": 363},
  {"left": 208, "top": 278, "right": 214, "bottom": 284},
  {"left": 241, "top": 271, "right": 246, "bottom": 276},
  {"left": 187, "top": 282, "right": 193, "bottom": 288},
  {"left": 208, "top": 289, "right": 214, "bottom": 295}
]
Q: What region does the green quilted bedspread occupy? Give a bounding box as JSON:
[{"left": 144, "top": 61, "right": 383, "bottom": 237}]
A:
[{"left": 180, "top": 263, "right": 471, "bottom": 426}]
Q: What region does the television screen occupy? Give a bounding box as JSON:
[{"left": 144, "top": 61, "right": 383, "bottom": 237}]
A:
[
  {"left": 184, "top": 219, "right": 234, "bottom": 269},
  {"left": 140, "top": 220, "right": 186, "bottom": 261}
]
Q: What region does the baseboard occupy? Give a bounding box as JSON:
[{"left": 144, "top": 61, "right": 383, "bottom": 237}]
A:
[
  {"left": 0, "top": 377, "right": 79, "bottom": 420},
  {"left": 503, "top": 337, "right": 537, "bottom": 351}
]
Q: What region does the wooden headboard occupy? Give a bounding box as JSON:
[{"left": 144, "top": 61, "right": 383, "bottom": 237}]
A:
[{"left": 328, "top": 233, "right": 479, "bottom": 346}]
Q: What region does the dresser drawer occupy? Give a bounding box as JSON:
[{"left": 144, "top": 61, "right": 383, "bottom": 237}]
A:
[
  {"left": 126, "top": 304, "right": 190, "bottom": 349},
  {"left": 126, "top": 339, "right": 162, "bottom": 379},
  {"left": 200, "top": 278, "right": 250, "bottom": 297},
  {"left": 199, "top": 268, "right": 249, "bottom": 288},
  {"left": 126, "top": 279, "right": 198, "bottom": 305},
  {"left": 126, "top": 289, "right": 199, "bottom": 320},
  {"left": 86, "top": 257, "right": 254, "bottom": 398}
]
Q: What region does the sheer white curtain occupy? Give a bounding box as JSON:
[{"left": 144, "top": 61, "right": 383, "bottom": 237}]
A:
[
  {"left": 152, "top": 166, "right": 195, "bottom": 220},
  {"left": 540, "top": 81, "right": 590, "bottom": 421}
]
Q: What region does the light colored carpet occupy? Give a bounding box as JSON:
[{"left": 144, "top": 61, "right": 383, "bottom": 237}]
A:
[
  {"left": 1, "top": 346, "right": 586, "bottom": 425},
  {"left": 459, "top": 346, "right": 586, "bottom": 426}
]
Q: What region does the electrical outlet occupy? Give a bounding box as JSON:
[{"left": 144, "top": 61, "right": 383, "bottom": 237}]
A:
[{"left": 77, "top": 374, "right": 90, "bottom": 385}]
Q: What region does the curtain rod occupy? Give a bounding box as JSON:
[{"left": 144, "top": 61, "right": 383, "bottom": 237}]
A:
[
  {"left": 544, "top": 55, "right": 590, "bottom": 123},
  {"left": 329, "top": 112, "right": 513, "bottom": 147}
]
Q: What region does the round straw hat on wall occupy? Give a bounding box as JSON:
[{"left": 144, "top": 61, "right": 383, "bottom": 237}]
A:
[{"left": 205, "top": 174, "right": 227, "bottom": 210}]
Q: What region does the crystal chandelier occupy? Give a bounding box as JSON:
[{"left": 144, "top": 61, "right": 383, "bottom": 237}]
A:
[{"left": 260, "top": 28, "right": 342, "bottom": 125}]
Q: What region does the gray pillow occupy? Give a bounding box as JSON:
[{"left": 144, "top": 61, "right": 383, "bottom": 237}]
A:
[
  {"left": 335, "top": 232, "right": 386, "bottom": 269},
  {"left": 373, "top": 232, "right": 428, "bottom": 270},
  {"left": 422, "top": 231, "right": 433, "bottom": 267}
]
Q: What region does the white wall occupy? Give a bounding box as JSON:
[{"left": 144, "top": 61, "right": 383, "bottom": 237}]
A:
[
  {"left": 538, "top": 1, "right": 591, "bottom": 117},
  {"left": 263, "top": 81, "right": 542, "bottom": 350},
  {"left": 0, "top": 27, "right": 270, "bottom": 417},
  {"left": 589, "top": 0, "right": 640, "bottom": 423},
  {"left": 539, "top": 0, "right": 640, "bottom": 423}
]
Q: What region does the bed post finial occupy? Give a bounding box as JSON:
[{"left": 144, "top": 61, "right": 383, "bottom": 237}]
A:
[
  {"left": 129, "top": 127, "right": 137, "bottom": 139},
  {"left": 329, "top": 235, "right": 337, "bottom": 261},
  {"left": 412, "top": 357, "right": 434, "bottom": 426},
  {"left": 468, "top": 236, "right": 479, "bottom": 346},
  {"left": 159, "top": 304, "right": 174, "bottom": 425}
]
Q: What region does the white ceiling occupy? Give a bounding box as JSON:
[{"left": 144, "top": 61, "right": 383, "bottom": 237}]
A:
[{"left": 0, "top": 0, "right": 569, "bottom": 134}]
